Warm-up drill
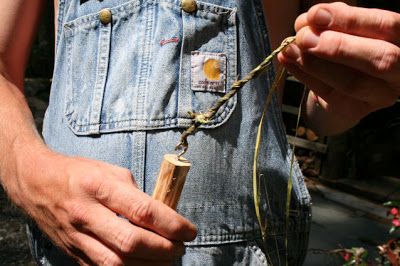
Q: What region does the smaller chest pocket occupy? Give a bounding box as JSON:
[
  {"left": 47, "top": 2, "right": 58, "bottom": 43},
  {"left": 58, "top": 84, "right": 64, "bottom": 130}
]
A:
[{"left": 63, "top": 0, "right": 237, "bottom": 135}]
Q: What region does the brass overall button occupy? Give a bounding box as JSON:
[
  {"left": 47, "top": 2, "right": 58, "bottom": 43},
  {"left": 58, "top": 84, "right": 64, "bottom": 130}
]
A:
[
  {"left": 181, "top": 0, "right": 197, "bottom": 13},
  {"left": 99, "top": 9, "right": 112, "bottom": 25}
]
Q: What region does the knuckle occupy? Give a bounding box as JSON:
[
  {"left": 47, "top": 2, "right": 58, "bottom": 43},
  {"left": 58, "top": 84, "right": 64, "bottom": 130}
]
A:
[
  {"left": 93, "top": 179, "right": 112, "bottom": 203},
  {"left": 375, "top": 11, "right": 399, "bottom": 40},
  {"left": 332, "top": 1, "right": 348, "bottom": 9},
  {"left": 77, "top": 171, "right": 102, "bottom": 195},
  {"left": 119, "top": 168, "right": 134, "bottom": 182},
  {"left": 321, "top": 31, "right": 346, "bottom": 58},
  {"left": 99, "top": 253, "right": 123, "bottom": 266},
  {"left": 130, "top": 199, "right": 155, "bottom": 226},
  {"left": 373, "top": 46, "right": 400, "bottom": 74},
  {"left": 120, "top": 168, "right": 132, "bottom": 178},
  {"left": 166, "top": 219, "right": 185, "bottom": 236},
  {"left": 118, "top": 230, "right": 139, "bottom": 254},
  {"left": 68, "top": 203, "right": 90, "bottom": 226},
  {"left": 61, "top": 230, "right": 81, "bottom": 252}
]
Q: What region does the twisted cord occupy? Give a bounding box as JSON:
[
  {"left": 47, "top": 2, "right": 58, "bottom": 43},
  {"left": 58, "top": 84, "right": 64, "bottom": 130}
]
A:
[{"left": 176, "top": 36, "right": 296, "bottom": 157}]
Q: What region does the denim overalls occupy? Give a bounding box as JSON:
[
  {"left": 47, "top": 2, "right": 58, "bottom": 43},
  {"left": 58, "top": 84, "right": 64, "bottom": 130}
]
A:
[{"left": 28, "top": 0, "right": 311, "bottom": 265}]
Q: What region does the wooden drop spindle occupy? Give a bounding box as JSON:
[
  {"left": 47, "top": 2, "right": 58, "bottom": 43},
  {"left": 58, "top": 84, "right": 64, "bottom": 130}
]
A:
[{"left": 152, "top": 154, "right": 191, "bottom": 210}]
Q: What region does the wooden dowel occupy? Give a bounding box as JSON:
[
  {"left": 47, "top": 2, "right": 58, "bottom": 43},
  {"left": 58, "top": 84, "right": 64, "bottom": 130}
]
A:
[{"left": 152, "top": 154, "right": 191, "bottom": 210}]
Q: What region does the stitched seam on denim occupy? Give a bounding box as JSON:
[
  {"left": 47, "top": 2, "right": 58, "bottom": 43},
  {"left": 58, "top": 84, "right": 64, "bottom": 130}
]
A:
[
  {"left": 177, "top": 12, "right": 192, "bottom": 119},
  {"left": 196, "top": 1, "right": 236, "bottom": 14},
  {"left": 63, "top": 0, "right": 150, "bottom": 28},
  {"left": 136, "top": 5, "right": 153, "bottom": 117},
  {"left": 66, "top": 118, "right": 237, "bottom": 135},
  {"left": 64, "top": 27, "right": 74, "bottom": 119},
  {"left": 89, "top": 23, "right": 111, "bottom": 134},
  {"left": 132, "top": 132, "right": 146, "bottom": 192},
  {"left": 187, "top": 232, "right": 263, "bottom": 245},
  {"left": 66, "top": 115, "right": 236, "bottom": 135},
  {"left": 253, "top": 0, "right": 270, "bottom": 59},
  {"left": 66, "top": 108, "right": 232, "bottom": 125},
  {"left": 63, "top": 1, "right": 188, "bottom": 29},
  {"left": 56, "top": 0, "right": 66, "bottom": 49}
]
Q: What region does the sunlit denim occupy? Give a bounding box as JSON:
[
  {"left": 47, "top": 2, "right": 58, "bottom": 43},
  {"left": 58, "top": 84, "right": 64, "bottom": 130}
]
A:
[{"left": 28, "top": 0, "right": 311, "bottom": 265}]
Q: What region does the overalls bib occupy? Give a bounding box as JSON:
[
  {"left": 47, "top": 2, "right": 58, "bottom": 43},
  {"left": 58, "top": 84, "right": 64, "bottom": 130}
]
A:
[{"left": 28, "top": 0, "right": 311, "bottom": 265}]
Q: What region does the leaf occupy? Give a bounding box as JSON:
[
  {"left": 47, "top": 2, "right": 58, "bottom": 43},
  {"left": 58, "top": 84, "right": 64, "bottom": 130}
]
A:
[
  {"left": 389, "top": 226, "right": 396, "bottom": 234},
  {"left": 384, "top": 201, "right": 400, "bottom": 207}
]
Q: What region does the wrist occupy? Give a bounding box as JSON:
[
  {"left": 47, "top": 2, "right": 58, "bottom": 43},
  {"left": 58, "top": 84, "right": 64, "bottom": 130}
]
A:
[{"left": 1, "top": 131, "right": 53, "bottom": 208}]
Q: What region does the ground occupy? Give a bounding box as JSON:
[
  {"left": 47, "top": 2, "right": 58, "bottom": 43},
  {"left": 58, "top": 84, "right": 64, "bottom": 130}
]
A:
[{"left": 0, "top": 187, "right": 36, "bottom": 266}]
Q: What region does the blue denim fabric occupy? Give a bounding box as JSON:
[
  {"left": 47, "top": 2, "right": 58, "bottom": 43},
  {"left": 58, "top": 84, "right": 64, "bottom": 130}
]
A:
[{"left": 28, "top": 0, "right": 312, "bottom": 265}]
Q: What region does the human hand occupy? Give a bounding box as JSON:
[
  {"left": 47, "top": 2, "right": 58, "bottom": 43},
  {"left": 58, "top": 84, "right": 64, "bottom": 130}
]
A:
[
  {"left": 278, "top": 2, "right": 400, "bottom": 124},
  {"left": 10, "top": 149, "right": 197, "bottom": 266}
]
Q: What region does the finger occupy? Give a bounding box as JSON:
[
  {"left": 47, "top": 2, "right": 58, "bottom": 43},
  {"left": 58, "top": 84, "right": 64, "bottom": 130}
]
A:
[
  {"left": 294, "top": 12, "right": 307, "bottom": 32},
  {"left": 94, "top": 179, "right": 197, "bottom": 242},
  {"left": 280, "top": 44, "right": 398, "bottom": 108},
  {"left": 282, "top": 62, "right": 373, "bottom": 121},
  {"left": 67, "top": 231, "right": 125, "bottom": 266},
  {"left": 110, "top": 166, "right": 138, "bottom": 187},
  {"left": 304, "top": 2, "right": 400, "bottom": 45},
  {"left": 295, "top": 26, "right": 400, "bottom": 84},
  {"left": 76, "top": 203, "right": 185, "bottom": 260}
]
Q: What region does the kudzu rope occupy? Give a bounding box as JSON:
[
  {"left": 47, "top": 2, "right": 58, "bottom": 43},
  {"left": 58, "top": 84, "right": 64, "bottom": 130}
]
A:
[{"left": 175, "top": 36, "right": 296, "bottom": 157}]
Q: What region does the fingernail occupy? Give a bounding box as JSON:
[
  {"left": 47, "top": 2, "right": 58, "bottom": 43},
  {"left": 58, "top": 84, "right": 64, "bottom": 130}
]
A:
[
  {"left": 302, "top": 31, "right": 320, "bottom": 49},
  {"left": 313, "top": 8, "right": 332, "bottom": 27},
  {"left": 282, "top": 45, "right": 301, "bottom": 61}
]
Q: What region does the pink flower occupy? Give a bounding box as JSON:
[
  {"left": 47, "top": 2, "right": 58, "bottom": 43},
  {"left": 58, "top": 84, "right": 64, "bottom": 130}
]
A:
[
  {"left": 390, "top": 208, "right": 399, "bottom": 216},
  {"left": 392, "top": 218, "right": 400, "bottom": 227},
  {"left": 341, "top": 252, "right": 352, "bottom": 261}
]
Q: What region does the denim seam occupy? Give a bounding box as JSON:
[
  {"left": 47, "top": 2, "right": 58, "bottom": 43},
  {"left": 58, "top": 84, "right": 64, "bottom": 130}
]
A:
[
  {"left": 136, "top": 4, "right": 153, "bottom": 117},
  {"left": 89, "top": 22, "right": 111, "bottom": 134},
  {"left": 56, "top": 0, "right": 66, "bottom": 49},
  {"left": 132, "top": 131, "right": 146, "bottom": 192},
  {"left": 178, "top": 11, "right": 193, "bottom": 120},
  {"left": 66, "top": 105, "right": 233, "bottom": 124},
  {"left": 64, "top": 26, "right": 74, "bottom": 121},
  {"left": 63, "top": 1, "right": 234, "bottom": 30}
]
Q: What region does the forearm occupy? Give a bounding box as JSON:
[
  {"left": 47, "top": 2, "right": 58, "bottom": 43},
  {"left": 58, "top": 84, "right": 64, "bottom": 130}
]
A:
[{"left": 0, "top": 74, "right": 48, "bottom": 205}]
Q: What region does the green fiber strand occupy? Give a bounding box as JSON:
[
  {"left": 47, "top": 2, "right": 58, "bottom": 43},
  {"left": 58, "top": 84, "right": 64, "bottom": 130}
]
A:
[
  {"left": 285, "top": 88, "right": 306, "bottom": 266},
  {"left": 253, "top": 66, "right": 286, "bottom": 248}
]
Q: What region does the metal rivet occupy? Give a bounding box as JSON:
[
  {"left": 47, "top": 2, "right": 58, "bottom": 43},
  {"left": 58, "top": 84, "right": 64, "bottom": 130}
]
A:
[
  {"left": 181, "top": 0, "right": 197, "bottom": 13},
  {"left": 99, "top": 9, "right": 112, "bottom": 25}
]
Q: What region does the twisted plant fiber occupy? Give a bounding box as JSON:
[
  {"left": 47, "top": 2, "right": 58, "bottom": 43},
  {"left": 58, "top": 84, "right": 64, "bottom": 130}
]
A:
[{"left": 175, "top": 36, "right": 296, "bottom": 157}]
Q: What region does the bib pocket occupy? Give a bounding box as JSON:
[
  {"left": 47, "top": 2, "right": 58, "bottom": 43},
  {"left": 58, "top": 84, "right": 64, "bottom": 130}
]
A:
[{"left": 63, "top": 0, "right": 237, "bottom": 135}]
